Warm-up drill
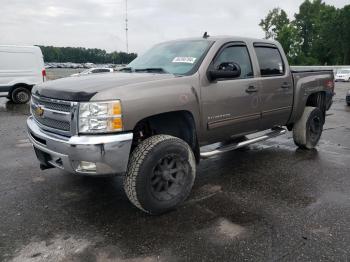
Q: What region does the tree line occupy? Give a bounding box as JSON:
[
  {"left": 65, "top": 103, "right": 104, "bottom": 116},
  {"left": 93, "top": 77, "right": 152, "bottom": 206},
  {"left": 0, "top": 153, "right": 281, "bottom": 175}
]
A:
[
  {"left": 38, "top": 46, "right": 137, "bottom": 64},
  {"left": 260, "top": 0, "right": 350, "bottom": 65}
]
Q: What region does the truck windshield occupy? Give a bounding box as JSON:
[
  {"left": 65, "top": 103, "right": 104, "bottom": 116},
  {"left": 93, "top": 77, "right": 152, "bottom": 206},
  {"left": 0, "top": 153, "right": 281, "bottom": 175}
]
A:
[
  {"left": 339, "top": 70, "right": 350, "bottom": 74},
  {"left": 127, "top": 40, "right": 213, "bottom": 75}
]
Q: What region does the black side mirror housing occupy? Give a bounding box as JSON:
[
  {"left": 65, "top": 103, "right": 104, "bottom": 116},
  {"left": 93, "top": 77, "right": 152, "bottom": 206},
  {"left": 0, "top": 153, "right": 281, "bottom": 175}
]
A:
[{"left": 208, "top": 62, "right": 241, "bottom": 81}]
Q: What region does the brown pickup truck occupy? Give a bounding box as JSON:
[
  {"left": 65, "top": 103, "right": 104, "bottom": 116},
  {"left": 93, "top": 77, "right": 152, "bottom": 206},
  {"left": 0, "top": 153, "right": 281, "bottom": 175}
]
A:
[{"left": 27, "top": 36, "right": 334, "bottom": 214}]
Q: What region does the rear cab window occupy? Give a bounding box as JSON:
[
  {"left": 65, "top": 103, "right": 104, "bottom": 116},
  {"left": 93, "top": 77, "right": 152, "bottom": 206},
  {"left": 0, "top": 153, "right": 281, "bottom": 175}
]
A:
[{"left": 254, "top": 44, "right": 285, "bottom": 77}]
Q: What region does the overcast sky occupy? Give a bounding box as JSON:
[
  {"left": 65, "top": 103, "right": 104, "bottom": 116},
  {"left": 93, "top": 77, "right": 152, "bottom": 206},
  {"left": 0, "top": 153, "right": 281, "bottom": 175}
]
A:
[{"left": 0, "top": 0, "right": 348, "bottom": 54}]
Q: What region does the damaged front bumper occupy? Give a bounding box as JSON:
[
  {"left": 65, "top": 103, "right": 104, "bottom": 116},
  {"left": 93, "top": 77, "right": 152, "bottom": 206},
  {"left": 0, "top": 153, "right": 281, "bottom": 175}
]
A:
[{"left": 27, "top": 116, "right": 133, "bottom": 176}]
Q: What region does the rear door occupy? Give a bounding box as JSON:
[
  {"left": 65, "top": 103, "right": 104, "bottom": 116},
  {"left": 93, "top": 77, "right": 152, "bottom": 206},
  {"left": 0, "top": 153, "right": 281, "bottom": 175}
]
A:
[{"left": 253, "top": 43, "right": 293, "bottom": 129}]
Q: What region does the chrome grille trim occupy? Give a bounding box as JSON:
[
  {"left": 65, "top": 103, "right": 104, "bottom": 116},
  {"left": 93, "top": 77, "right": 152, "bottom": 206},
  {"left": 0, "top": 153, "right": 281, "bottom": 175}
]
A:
[
  {"left": 31, "top": 95, "right": 78, "bottom": 137},
  {"left": 31, "top": 95, "right": 71, "bottom": 112}
]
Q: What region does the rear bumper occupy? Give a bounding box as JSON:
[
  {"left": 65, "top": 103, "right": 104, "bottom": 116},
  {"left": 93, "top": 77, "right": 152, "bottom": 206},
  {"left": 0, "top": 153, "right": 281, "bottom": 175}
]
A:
[{"left": 27, "top": 116, "right": 133, "bottom": 176}]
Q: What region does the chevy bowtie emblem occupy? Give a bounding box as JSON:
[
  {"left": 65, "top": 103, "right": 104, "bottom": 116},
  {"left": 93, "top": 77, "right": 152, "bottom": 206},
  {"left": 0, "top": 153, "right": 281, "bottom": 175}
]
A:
[{"left": 36, "top": 106, "right": 44, "bottom": 117}]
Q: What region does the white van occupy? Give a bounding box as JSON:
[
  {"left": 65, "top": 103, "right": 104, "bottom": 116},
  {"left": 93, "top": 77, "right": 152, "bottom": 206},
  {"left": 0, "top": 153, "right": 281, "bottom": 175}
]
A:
[
  {"left": 0, "top": 45, "right": 45, "bottom": 103},
  {"left": 335, "top": 68, "right": 350, "bottom": 82}
]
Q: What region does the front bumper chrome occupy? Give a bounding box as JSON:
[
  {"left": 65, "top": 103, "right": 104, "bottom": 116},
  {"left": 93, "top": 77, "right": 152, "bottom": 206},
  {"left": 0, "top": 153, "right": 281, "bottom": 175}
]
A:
[{"left": 27, "top": 116, "right": 133, "bottom": 176}]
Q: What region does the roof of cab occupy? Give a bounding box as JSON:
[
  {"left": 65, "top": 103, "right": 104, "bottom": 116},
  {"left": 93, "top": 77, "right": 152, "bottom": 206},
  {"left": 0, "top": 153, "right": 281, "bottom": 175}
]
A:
[{"left": 160, "top": 35, "right": 280, "bottom": 46}]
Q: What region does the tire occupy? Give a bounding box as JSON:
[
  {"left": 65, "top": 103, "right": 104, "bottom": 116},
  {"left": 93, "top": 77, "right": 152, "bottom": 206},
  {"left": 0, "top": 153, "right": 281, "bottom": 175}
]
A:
[
  {"left": 124, "top": 135, "right": 196, "bottom": 215},
  {"left": 11, "top": 87, "right": 31, "bottom": 104},
  {"left": 293, "top": 107, "right": 324, "bottom": 150}
]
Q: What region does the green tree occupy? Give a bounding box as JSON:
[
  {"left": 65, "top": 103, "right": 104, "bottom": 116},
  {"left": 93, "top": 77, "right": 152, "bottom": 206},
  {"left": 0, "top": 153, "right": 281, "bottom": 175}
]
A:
[
  {"left": 276, "top": 24, "right": 302, "bottom": 64},
  {"left": 294, "top": 0, "right": 322, "bottom": 56},
  {"left": 339, "top": 5, "right": 350, "bottom": 64},
  {"left": 261, "top": 1, "right": 350, "bottom": 65},
  {"left": 259, "top": 8, "right": 290, "bottom": 39},
  {"left": 38, "top": 46, "right": 137, "bottom": 64},
  {"left": 313, "top": 5, "right": 341, "bottom": 65},
  {"left": 259, "top": 8, "right": 301, "bottom": 63}
]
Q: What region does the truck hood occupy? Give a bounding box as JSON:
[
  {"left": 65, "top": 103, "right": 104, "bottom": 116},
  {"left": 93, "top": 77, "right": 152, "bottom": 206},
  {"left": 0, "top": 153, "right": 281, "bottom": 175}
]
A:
[{"left": 32, "top": 72, "right": 176, "bottom": 101}]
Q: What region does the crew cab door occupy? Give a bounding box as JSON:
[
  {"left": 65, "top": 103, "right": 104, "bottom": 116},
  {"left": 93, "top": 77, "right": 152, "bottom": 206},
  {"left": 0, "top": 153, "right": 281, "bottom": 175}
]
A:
[
  {"left": 201, "top": 42, "right": 261, "bottom": 143},
  {"left": 253, "top": 43, "right": 293, "bottom": 129}
]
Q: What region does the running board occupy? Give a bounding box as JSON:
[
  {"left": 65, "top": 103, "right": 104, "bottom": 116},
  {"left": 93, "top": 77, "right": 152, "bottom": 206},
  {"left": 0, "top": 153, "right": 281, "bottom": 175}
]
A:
[{"left": 200, "top": 127, "right": 286, "bottom": 159}]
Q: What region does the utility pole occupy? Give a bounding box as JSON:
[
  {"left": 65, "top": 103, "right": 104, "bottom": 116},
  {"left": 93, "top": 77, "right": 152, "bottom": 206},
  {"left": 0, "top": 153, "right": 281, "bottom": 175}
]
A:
[{"left": 125, "top": 0, "right": 129, "bottom": 54}]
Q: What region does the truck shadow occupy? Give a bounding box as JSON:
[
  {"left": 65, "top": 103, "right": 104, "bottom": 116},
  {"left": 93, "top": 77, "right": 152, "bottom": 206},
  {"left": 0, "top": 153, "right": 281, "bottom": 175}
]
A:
[{"left": 47, "top": 145, "right": 321, "bottom": 260}]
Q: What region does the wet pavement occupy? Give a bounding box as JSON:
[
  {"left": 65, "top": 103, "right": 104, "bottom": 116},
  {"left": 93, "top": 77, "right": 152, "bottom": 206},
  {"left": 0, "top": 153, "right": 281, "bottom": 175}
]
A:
[{"left": 0, "top": 83, "right": 350, "bottom": 262}]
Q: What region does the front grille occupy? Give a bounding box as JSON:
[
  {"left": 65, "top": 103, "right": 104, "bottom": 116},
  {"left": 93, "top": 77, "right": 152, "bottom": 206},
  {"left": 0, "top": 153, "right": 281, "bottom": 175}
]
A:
[
  {"left": 31, "top": 95, "right": 71, "bottom": 112},
  {"left": 34, "top": 116, "right": 71, "bottom": 131},
  {"left": 31, "top": 95, "right": 76, "bottom": 135}
]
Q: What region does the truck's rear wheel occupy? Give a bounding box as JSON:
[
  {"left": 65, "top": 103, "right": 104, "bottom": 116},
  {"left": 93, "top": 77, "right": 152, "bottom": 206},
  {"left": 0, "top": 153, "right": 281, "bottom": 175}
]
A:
[
  {"left": 11, "top": 87, "right": 31, "bottom": 104},
  {"left": 293, "top": 107, "right": 324, "bottom": 150},
  {"left": 124, "top": 135, "right": 196, "bottom": 214}
]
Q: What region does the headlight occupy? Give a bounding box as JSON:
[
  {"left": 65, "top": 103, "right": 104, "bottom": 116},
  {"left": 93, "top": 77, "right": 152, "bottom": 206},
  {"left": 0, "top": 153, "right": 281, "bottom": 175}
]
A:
[{"left": 78, "top": 100, "right": 123, "bottom": 133}]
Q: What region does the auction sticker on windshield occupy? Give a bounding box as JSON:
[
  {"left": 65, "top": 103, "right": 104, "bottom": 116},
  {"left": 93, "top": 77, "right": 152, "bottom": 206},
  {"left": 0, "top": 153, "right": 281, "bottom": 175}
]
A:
[{"left": 172, "top": 57, "right": 197, "bottom": 64}]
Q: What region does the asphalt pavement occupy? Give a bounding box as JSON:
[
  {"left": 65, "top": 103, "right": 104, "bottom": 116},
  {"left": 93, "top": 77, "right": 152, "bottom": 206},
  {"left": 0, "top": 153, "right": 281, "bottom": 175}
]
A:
[{"left": 0, "top": 83, "right": 349, "bottom": 262}]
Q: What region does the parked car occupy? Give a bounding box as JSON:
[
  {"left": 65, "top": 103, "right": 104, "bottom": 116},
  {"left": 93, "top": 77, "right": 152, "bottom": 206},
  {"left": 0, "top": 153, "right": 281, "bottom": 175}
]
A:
[
  {"left": 71, "top": 68, "right": 114, "bottom": 77},
  {"left": 27, "top": 36, "right": 334, "bottom": 214},
  {"left": 0, "top": 45, "right": 45, "bottom": 103},
  {"left": 335, "top": 69, "right": 350, "bottom": 82},
  {"left": 346, "top": 90, "right": 350, "bottom": 106}
]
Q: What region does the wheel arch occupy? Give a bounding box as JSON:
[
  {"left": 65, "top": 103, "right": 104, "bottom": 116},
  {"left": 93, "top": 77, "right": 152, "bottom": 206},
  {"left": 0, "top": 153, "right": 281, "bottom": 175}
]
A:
[
  {"left": 9, "top": 83, "right": 33, "bottom": 94},
  {"left": 132, "top": 110, "right": 200, "bottom": 163},
  {"left": 288, "top": 90, "right": 327, "bottom": 128},
  {"left": 305, "top": 91, "right": 327, "bottom": 116}
]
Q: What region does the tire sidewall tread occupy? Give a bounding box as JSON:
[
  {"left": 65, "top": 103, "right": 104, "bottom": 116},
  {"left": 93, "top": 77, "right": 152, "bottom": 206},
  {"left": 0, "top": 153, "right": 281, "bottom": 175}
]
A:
[
  {"left": 293, "top": 106, "right": 324, "bottom": 149},
  {"left": 124, "top": 135, "right": 196, "bottom": 214}
]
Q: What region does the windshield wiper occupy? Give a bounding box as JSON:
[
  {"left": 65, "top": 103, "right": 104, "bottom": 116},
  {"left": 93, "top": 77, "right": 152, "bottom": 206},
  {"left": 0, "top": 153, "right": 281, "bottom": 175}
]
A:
[{"left": 134, "top": 68, "right": 170, "bottom": 74}]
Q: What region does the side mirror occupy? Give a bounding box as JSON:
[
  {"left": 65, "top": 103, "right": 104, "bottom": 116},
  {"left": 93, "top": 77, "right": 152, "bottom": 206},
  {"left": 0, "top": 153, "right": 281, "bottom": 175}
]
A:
[{"left": 208, "top": 62, "right": 241, "bottom": 81}]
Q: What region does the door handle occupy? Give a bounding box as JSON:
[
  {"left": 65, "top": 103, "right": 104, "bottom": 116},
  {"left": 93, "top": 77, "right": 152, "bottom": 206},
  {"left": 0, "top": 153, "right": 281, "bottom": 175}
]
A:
[
  {"left": 281, "top": 82, "right": 291, "bottom": 89},
  {"left": 246, "top": 85, "right": 258, "bottom": 93}
]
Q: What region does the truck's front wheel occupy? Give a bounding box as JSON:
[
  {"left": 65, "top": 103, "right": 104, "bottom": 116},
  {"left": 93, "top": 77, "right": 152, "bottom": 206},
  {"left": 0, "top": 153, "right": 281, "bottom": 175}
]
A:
[
  {"left": 124, "top": 135, "right": 196, "bottom": 215},
  {"left": 293, "top": 106, "right": 324, "bottom": 150}
]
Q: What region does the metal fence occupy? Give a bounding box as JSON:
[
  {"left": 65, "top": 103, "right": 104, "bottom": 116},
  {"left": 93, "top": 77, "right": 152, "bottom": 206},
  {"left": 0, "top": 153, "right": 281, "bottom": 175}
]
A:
[{"left": 291, "top": 66, "right": 350, "bottom": 73}]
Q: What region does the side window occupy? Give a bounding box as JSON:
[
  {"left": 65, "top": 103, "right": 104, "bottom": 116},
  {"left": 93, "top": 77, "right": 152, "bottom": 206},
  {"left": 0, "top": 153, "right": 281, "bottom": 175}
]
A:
[
  {"left": 254, "top": 46, "right": 285, "bottom": 77},
  {"left": 214, "top": 45, "right": 253, "bottom": 79}
]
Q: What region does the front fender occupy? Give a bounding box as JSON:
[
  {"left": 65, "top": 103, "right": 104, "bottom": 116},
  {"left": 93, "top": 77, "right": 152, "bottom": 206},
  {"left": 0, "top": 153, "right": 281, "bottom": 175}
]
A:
[{"left": 92, "top": 74, "right": 202, "bottom": 135}]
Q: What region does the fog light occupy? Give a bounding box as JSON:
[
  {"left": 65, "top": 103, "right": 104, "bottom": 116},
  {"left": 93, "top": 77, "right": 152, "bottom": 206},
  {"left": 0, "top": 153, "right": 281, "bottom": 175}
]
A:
[{"left": 76, "top": 161, "right": 97, "bottom": 172}]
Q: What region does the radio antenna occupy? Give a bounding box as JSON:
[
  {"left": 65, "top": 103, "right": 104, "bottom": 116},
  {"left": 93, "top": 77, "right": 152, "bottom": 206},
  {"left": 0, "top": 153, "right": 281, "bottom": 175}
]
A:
[{"left": 125, "top": 0, "right": 129, "bottom": 53}]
